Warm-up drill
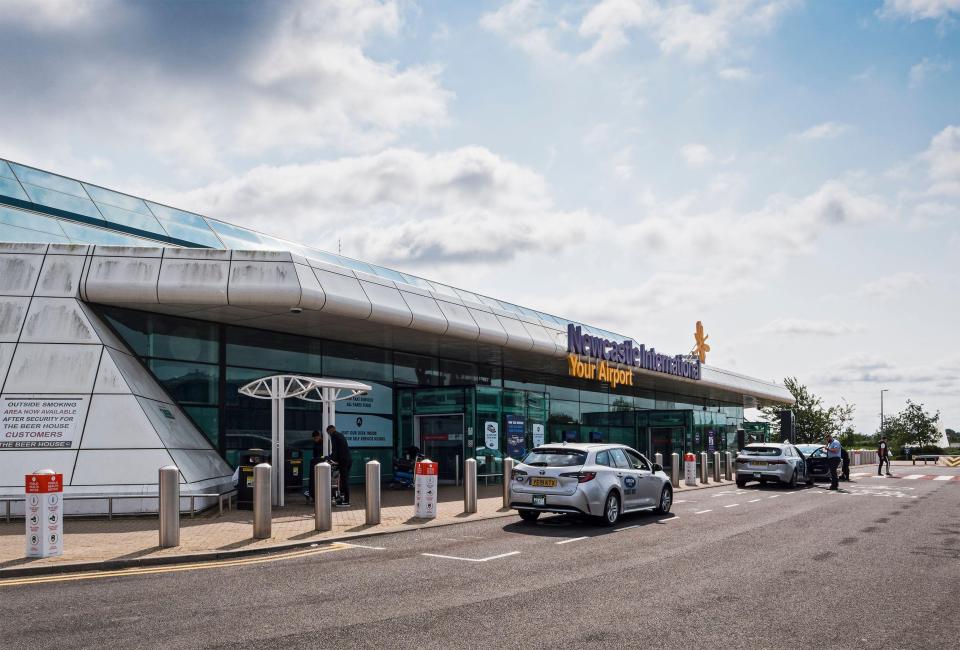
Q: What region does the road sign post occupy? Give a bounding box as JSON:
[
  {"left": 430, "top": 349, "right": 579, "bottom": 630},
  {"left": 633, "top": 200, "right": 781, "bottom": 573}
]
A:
[
  {"left": 25, "top": 470, "right": 63, "bottom": 558},
  {"left": 414, "top": 459, "right": 439, "bottom": 519}
]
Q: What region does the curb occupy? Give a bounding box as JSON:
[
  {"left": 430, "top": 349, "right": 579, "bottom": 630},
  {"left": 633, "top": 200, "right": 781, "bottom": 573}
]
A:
[{"left": 0, "top": 477, "right": 751, "bottom": 579}]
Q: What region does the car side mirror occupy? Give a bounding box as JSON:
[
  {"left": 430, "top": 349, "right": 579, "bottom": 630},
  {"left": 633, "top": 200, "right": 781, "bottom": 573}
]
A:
[{"left": 652, "top": 463, "right": 663, "bottom": 473}]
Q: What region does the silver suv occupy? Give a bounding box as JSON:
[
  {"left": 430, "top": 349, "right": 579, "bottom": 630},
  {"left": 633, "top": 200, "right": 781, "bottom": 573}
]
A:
[
  {"left": 735, "top": 442, "right": 814, "bottom": 488},
  {"left": 509, "top": 443, "right": 673, "bottom": 526}
]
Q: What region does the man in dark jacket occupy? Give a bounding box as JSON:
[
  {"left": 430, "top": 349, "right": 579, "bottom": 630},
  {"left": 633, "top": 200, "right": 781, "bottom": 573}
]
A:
[
  {"left": 326, "top": 425, "right": 352, "bottom": 506},
  {"left": 840, "top": 447, "right": 850, "bottom": 481},
  {"left": 877, "top": 436, "right": 892, "bottom": 476}
]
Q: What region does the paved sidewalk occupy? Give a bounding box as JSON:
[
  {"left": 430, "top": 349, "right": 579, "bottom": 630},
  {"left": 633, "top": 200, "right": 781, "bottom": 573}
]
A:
[{"left": 0, "top": 475, "right": 745, "bottom": 576}]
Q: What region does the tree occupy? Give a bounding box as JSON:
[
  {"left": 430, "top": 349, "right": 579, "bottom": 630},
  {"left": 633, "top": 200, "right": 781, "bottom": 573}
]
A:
[
  {"left": 760, "top": 377, "right": 857, "bottom": 445},
  {"left": 884, "top": 400, "right": 940, "bottom": 451}
]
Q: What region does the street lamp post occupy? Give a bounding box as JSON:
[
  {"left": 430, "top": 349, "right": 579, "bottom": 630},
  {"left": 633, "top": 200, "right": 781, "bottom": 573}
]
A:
[{"left": 880, "top": 389, "right": 889, "bottom": 438}]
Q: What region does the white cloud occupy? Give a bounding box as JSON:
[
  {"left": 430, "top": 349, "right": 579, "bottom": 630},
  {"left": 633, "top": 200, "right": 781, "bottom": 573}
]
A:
[
  {"left": 480, "top": 0, "right": 571, "bottom": 60},
  {"left": 758, "top": 319, "right": 864, "bottom": 336},
  {"left": 908, "top": 57, "right": 952, "bottom": 88},
  {"left": 0, "top": 0, "right": 116, "bottom": 31},
  {"left": 578, "top": 0, "right": 798, "bottom": 63},
  {"left": 795, "top": 122, "right": 850, "bottom": 141},
  {"left": 921, "top": 125, "right": 960, "bottom": 195},
  {"left": 680, "top": 144, "right": 715, "bottom": 167},
  {"left": 880, "top": 0, "right": 960, "bottom": 21},
  {"left": 718, "top": 66, "right": 754, "bottom": 81},
  {"left": 166, "top": 147, "right": 600, "bottom": 267},
  {"left": 860, "top": 272, "right": 930, "bottom": 298}
]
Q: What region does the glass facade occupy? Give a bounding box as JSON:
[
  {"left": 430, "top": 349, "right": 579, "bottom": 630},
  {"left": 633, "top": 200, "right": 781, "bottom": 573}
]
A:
[{"left": 96, "top": 306, "right": 745, "bottom": 486}]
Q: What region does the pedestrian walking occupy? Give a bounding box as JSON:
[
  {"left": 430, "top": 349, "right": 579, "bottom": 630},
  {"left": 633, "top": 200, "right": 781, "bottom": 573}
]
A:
[
  {"left": 826, "top": 434, "right": 842, "bottom": 490},
  {"left": 840, "top": 446, "right": 850, "bottom": 481},
  {"left": 326, "top": 424, "right": 353, "bottom": 507},
  {"left": 877, "top": 436, "right": 892, "bottom": 476}
]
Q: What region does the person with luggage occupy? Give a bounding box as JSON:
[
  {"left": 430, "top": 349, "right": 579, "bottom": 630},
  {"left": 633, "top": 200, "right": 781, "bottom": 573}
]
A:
[
  {"left": 877, "top": 436, "right": 892, "bottom": 476},
  {"left": 326, "top": 424, "right": 353, "bottom": 507},
  {"left": 826, "top": 434, "right": 842, "bottom": 490}
]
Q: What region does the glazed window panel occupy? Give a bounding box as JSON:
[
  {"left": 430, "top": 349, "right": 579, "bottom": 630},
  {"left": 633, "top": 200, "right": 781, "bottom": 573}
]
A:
[
  {"left": 19, "top": 183, "right": 104, "bottom": 221},
  {"left": 9, "top": 162, "right": 88, "bottom": 198},
  {"left": 0, "top": 175, "right": 29, "bottom": 201},
  {"left": 226, "top": 326, "right": 321, "bottom": 374},
  {"left": 147, "top": 359, "right": 219, "bottom": 405}
]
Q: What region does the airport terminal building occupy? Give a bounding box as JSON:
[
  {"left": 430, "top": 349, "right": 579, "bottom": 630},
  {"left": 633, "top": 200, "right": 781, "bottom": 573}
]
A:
[{"left": 0, "top": 158, "right": 793, "bottom": 511}]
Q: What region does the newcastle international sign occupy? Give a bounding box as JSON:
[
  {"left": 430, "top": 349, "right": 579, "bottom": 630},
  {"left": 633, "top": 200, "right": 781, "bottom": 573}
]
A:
[{"left": 566, "top": 324, "right": 701, "bottom": 389}]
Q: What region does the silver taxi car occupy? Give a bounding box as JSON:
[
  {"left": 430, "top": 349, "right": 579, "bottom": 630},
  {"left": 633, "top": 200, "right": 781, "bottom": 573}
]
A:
[
  {"left": 735, "top": 442, "right": 814, "bottom": 488},
  {"left": 509, "top": 443, "right": 673, "bottom": 526}
]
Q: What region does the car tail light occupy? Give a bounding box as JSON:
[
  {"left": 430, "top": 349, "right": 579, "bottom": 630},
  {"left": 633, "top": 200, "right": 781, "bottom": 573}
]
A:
[
  {"left": 511, "top": 469, "right": 527, "bottom": 481},
  {"left": 736, "top": 458, "right": 748, "bottom": 464},
  {"left": 560, "top": 471, "right": 596, "bottom": 483}
]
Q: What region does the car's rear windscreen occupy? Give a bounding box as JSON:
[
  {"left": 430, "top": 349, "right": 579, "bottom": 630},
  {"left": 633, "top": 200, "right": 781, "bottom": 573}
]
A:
[
  {"left": 742, "top": 446, "right": 782, "bottom": 456},
  {"left": 522, "top": 449, "right": 588, "bottom": 467}
]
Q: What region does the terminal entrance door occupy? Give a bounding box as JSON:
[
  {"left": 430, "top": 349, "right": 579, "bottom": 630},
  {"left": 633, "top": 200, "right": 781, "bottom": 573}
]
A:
[{"left": 415, "top": 414, "right": 464, "bottom": 483}]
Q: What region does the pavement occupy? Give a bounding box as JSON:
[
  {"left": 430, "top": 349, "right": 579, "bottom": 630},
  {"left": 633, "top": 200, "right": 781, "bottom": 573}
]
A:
[
  {"left": 1, "top": 461, "right": 958, "bottom": 649},
  {"left": 0, "top": 470, "right": 743, "bottom": 576}
]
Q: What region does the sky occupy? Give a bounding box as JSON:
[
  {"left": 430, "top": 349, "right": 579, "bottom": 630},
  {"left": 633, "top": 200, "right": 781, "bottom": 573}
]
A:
[{"left": 0, "top": 0, "right": 957, "bottom": 434}]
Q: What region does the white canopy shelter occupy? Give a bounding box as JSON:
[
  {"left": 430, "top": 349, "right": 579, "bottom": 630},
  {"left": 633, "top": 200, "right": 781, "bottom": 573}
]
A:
[{"left": 238, "top": 375, "right": 372, "bottom": 506}]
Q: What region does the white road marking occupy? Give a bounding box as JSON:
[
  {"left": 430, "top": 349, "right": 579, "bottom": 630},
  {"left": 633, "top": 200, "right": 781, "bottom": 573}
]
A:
[
  {"left": 422, "top": 551, "right": 520, "bottom": 563},
  {"left": 674, "top": 500, "right": 687, "bottom": 503},
  {"left": 338, "top": 542, "right": 386, "bottom": 550},
  {"left": 768, "top": 495, "right": 780, "bottom": 499},
  {"left": 614, "top": 525, "right": 641, "bottom": 532},
  {"left": 934, "top": 475, "right": 952, "bottom": 481},
  {"left": 904, "top": 474, "right": 925, "bottom": 480},
  {"left": 657, "top": 516, "right": 680, "bottom": 524},
  {"left": 555, "top": 536, "right": 588, "bottom": 545},
  {"left": 748, "top": 499, "right": 761, "bottom": 503},
  {"left": 724, "top": 503, "right": 739, "bottom": 508},
  {"left": 694, "top": 509, "right": 712, "bottom": 514}
]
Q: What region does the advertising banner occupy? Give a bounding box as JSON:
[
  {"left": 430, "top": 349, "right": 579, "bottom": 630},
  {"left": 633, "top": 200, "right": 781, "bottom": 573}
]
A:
[
  {"left": 484, "top": 421, "right": 499, "bottom": 450},
  {"left": 414, "top": 460, "right": 438, "bottom": 519},
  {"left": 339, "top": 382, "right": 393, "bottom": 416},
  {"left": 2, "top": 397, "right": 87, "bottom": 449},
  {"left": 532, "top": 423, "right": 545, "bottom": 448},
  {"left": 505, "top": 415, "right": 525, "bottom": 459},
  {"left": 335, "top": 414, "right": 392, "bottom": 448},
  {"left": 25, "top": 472, "right": 63, "bottom": 558}
]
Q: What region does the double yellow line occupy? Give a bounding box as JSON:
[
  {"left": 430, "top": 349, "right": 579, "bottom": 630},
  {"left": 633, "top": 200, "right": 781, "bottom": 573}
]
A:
[{"left": 0, "top": 543, "right": 349, "bottom": 588}]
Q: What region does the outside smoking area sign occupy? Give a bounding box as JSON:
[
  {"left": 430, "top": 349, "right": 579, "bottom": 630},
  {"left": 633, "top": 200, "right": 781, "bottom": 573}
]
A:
[{"left": 25, "top": 471, "right": 63, "bottom": 558}]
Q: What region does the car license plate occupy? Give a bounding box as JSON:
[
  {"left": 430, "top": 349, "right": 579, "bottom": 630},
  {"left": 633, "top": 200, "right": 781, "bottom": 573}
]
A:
[
  {"left": 532, "top": 495, "right": 546, "bottom": 506},
  {"left": 753, "top": 472, "right": 761, "bottom": 479},
  {"left": 529, "top": 478, "right": 557, "bottom": 487},
  {"left": 752, "top": 461, "right": 768, "bottom": 467}
]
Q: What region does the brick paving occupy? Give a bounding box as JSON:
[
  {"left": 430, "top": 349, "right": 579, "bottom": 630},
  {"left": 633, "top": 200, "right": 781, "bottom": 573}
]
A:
[{"left": 0, "top": 473, "right": 758, "bottom": 574}]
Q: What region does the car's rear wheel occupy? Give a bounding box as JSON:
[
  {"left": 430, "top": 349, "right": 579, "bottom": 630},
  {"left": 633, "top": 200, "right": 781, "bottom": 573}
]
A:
[
  {"left": 654, "top": 486, "right": 672, "bottom": 514},
  {"left": 600, "top": 492, "right": 620, "bottom": 526},
  {"left": 736, "top": 477, "right": 747, "bottom": 488},
  {"left": 518, "top": 509, "right": 540, "bottom": 523},
  {"left": 787, "top": 469, "right": 797, "bottom": 489}
]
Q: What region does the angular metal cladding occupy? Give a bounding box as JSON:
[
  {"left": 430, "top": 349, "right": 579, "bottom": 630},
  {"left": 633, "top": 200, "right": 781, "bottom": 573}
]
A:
[
  {"left": 0, "top": 297, "right": 29, "bottom": 342},
  {"left": 20, "top": 297, "right": 98, "bottom": 344},
  {"left": 84, "top": 256, "right": 162, "bottom": 303},
  {"left": 0, "top": 253, "right": 43, "bottom": 296},
  {"left": 227, "top": 259, "right": 301, "bottom": 307},
  {"left": 36, "top": 254, "right": 85, "bottom": 297},
  {"left": 157, "top": 258, "right": 229, "bottom": 305}
]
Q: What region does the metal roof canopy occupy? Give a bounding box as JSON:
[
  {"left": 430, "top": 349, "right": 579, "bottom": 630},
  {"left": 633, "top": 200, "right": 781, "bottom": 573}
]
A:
[{"left": 239, "top": 375, "right": 372, "bottom": 507}]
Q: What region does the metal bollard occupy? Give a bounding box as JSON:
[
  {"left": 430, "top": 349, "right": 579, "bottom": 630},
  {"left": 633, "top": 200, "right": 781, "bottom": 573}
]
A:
[
  {"left": 253, "top": 463, "right": 271, "bottom": 539},
  {"left": 655, "top": 452, "right": 663, "bottom": 468},
  {"left": 314, "top": 462, "right": 331, "bottom": 532},
  {"left": 503, "top": 458, "right": 514, "bottom": 508},
  {"left": 158, "top": 465, "right": 180, "bottom": 548},
  {"left": 365, "top": 460, "right": 381, "bottom": 526},
  {"left": 725, "top": 452, "right": 733, "bottom": 480},
  {"left": 700, "top": 452, "right": 709, "bottom": 484},
  {"left": 713, "top": 452, "right": 721, "bottom": 482},
  {"left": 464, "top": 458, "right": 477, "bottom": 513},
  {"left": 671, "top": 453, "right": 680, "bottom": 488}
]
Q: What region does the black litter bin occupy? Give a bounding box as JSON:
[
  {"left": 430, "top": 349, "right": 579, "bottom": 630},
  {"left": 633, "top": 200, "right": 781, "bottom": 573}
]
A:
[
  {"left": 285, "top": 449, "right": 304, "bottom": 491},
  {"left": 236, "top": 449, "right": 270, "bottom": 510}
]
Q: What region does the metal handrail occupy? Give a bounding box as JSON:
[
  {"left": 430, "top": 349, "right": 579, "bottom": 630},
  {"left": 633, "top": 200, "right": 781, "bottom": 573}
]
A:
[{"left": 0, "top": 489, "right": 237, "bottom": 523}]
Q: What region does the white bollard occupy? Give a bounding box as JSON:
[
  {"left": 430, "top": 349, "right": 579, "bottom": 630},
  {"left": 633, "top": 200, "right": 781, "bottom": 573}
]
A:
[{"left": 684, "top": 453, "right": 697, "bottom": 487}]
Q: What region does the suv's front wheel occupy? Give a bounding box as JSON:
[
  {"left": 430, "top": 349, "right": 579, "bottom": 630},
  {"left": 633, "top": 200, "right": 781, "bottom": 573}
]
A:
[
  {"left": 518, "top": 509, "right": 540, "bottom": 523},
  {"left": 599, "top": 492, "right": 620, "bottom": 527},
  {"left": 653, "top": 486, "right": 672, "bottom": 514}
]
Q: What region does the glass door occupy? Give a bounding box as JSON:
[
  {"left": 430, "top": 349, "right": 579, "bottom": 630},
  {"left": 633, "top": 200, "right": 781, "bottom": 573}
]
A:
[{"left": 416, "top": 414, "right": 465, "bottom": 483}]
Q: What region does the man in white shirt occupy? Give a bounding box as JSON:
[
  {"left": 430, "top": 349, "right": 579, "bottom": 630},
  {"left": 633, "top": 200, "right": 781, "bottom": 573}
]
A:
[{"left": 877, "top": 436, "right": 892, "bottom": 476}]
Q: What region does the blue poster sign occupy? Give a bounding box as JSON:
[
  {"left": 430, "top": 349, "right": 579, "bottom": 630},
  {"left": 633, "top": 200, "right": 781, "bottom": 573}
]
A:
[
  {"left": 707, "top": 430, "right": 716, "bottom": 453},
  {"left": 505, "top": 414, "right": 525, "bottom": 459}
]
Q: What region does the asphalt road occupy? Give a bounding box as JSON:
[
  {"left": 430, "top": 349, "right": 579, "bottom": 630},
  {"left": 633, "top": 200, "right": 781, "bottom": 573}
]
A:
[{"left": 3, "top": 467, "right": 960, "bottom": 650}]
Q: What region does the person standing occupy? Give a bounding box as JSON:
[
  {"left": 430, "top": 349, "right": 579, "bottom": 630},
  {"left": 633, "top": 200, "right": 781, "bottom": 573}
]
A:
[
  {"left": 840, "top": 446, "right": 850, "bottom": 482},
  {"left": 826, "top": 434, "right": 842, "bottom": 490},
  {"left": 326, "top": 424, "right": 353, "bottom": 507},
  {"left": 877, "top": 436, "right": 892, "bottom": 476}
]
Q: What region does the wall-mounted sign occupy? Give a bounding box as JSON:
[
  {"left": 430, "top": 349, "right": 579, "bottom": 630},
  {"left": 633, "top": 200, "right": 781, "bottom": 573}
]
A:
[
  {"left": 532, "top": 423, "right": 545, "bottom": 448},
  {"left": 339, "top": 381, "right": 393, "bottom": 415},
  {"left": 484, "top": 421, "right": 499, "bottom": 449},
  {"left": 566, "top": 324, "right": 700, "bottom": 389},
  {"left": 1, "top": 397, "right": 87, "bottom": 449},
  {"left": 335, "top": 414, "right": 392, "bottom": 447},
  {"left": 505, "top": 415, "right": 525, "bottom": 459}
]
